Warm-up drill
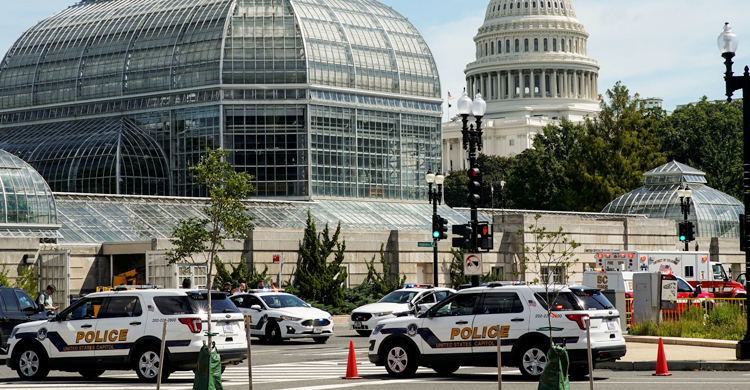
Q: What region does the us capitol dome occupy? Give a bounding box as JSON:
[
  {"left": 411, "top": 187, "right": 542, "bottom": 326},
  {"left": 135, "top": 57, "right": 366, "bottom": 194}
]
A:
[
  {"left": 0, "top": 0, "right": 442, "bottom": 202},
  {"left": 443, "top": 0, "right": 600, "bottom": 171}
]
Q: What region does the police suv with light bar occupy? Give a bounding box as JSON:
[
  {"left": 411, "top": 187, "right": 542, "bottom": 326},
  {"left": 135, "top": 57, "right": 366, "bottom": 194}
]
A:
[
  {"left": 368, "top": 283, "right": 626, "bottom": 379},
  {"left": 230, "top": 290, "right": 334, "bottom": 343},
  {"left": 350, "top": 285, "right": 455, "bottom": 336},
  {"left": 6, "top": 288, "right": 247, "bottom": 381}
]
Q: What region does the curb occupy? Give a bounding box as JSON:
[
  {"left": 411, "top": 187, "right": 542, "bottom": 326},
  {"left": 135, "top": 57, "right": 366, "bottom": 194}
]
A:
[
  {"left": 625, "top": 335, "right": 737, "bottom": 349},
  {"left": 599, "top": 360, "right": 750, "bottom": 371}
]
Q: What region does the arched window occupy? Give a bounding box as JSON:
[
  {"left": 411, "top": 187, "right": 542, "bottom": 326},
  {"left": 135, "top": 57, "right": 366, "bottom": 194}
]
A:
[
  {"left": 499, "top": 40, "right": 503, "bottom": 54},
  {"left": 553, "top": 38, "right": 557, "bottom": 51},
  {"left": 554, "top": 1, "right": 558, "bottom": 8},
  {"left": 515, "top": 75, "right": 520, "bottom": 95},
  {"left": 525, "top": 1, "right": 529, "bottom": 8},
  {"left": 510, "top": 2, "right": 513, "bottom": 9},
  {"left": 533, "top": 1, "right": 536, "bottom": 8},
  {"left": 515, "top": 39, "right": 520, "bottom": 52},
  {"left": 541, "top": 1, "right": 544, "bottom": 7},
  {"left": 545, "top": 75, "right": 550, "bottom": 94},
  {"left": 534, "top": 75, "right": 540, "bottom": 94},
  {"left": 506, "top": 40, "right": 511, "bottom": 53},
  {"left": 504, "top": 4, "right": 507, "bottom": 10},
  {"left": 569, "top": 39, "right": 572, "bottom": 52},
  {"left": 534, "top": 38, "right": 539, "bottom": 51},
  {"left": 517, "top": 2, "right": 521, "bottom": 9},
  {"left": 544, "top": 38, "right": 548, "bottom": 51},
  {"left": 524, "top": 39, "right": 529, "bottom": 52},
  {"left": 561, "top": 39, "right": 565, "bottom": 52},
  {"left": 548, "top": 1, "right": 552, "bottom": 7},
  {"left": 524, "top": 75, "right": 530, "bottom": 95},
  {"left": 485, "top": 43, "right": 489, "bottom": 56},
  {"left": 491, "top": 42, "right": 495, "bottom": 55}
]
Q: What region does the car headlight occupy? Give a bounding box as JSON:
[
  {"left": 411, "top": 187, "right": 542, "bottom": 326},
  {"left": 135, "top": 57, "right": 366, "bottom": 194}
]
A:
[
  {"left": 328, "top": 315, "right": 333, "bottom": 321},
  {"left": 373, "top": 324, "right": 385, "bottom": 335},
  {"left": 375, "top": 311, "right": 393, "bottom": 317},
  {"left": 280, "top": 315, "right": 302, "bottom": 322}
]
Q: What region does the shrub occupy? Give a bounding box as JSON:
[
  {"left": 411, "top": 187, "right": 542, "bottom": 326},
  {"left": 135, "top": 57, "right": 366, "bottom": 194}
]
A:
[{"left": 629, "top": 303, "right": 747, "bottom": 340}]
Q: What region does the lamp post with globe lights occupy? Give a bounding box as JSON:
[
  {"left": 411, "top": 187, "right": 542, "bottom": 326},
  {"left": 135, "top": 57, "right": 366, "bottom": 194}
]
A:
[
  {"left": 456, "top": 90, "right": 487, "bottom": 287},
  {"left": 718, "top": 22, "right": 750, "bottom": 359},
  {"left": 426, "top": 169, "right": 446, "bottom": 286}
]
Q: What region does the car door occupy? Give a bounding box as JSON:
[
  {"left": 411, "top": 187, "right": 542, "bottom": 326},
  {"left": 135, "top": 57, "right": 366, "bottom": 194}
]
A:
[
  {"left": 418, "top": 293, "right": 479, "bottom": 356},
  {"left": 0, "top": 289, "right": 24, "bottom": 347},
  {"left": 234, "top": 294, "right": 266, "bottom": 335},
  {"left": 413, "top": 291, "right": 436, "bottom": 313},
  {"left": 95, "top": 295, "right": 146, "bottom": 361},
  {"left": 471, "top": 292, "right": 529, "bottom": 359},
  {"left": 46, "top": 296, "right": 104, "bottom": 361}
]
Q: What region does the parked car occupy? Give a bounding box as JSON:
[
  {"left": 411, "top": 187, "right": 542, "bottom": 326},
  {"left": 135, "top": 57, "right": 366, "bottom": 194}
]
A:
[{"left": 0, "top": 285, "right": 50, "bottom": 355}]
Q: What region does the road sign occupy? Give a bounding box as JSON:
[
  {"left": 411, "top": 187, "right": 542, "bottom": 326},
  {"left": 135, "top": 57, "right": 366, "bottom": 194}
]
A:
[
  {"left": 418, "top": 242, "right": 435, "bottom": 248},
  {"left": 463, "top": 253, "right": 482, "bottom": 275}
]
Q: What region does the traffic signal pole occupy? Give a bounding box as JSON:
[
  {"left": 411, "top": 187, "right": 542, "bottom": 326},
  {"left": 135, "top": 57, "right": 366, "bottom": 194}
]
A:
[
  {"left": 461, "top": 110, "right": 483, "bottom": 287},
  {"left": 432, "top": 195, "right": 439, "bottom": 286}
]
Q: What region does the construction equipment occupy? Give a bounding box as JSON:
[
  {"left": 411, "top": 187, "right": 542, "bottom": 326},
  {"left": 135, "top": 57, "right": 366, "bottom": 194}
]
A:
[{"left": 96, "top": 268, "right": 145, "bottom": 292}]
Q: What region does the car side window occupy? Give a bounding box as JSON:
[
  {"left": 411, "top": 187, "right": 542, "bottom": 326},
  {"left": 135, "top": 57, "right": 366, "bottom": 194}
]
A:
[
  {"left": 14, "top": 291, "right": 36, "bottom": 311},
  {"left": 433, "top": 293, "right": 478, "bottom": 317},
  {"left": 1, "top": 290, "right": 18, "bottom": 312},
  {"left": 65, "top": 297, "right": 104, "bottom": 321},
  {"left": 479, "top": 292, "right": 525, "bottom": 314},
  {"left": 100, "top": 296, "right": 142, "bottom": 318},
  {"left": 677, "top": 278, "right": 693, "bottom": 293},
  {"left": 435, "top": 291, "right": 452, "bottom": 301},
  {"left": 417, "top": 292, "right": 435, "bottom": 304},
  {"left": 247, "top": 295, "right": 264, "bottom": 308},
  {"left": 231, "top": 296, "right": 245, "bottom": 308}
]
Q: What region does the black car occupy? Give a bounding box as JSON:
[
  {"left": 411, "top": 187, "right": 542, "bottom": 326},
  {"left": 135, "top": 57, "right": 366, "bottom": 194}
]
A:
[{"left": 0, "top": 285, "right": 49, "bottom": 354}]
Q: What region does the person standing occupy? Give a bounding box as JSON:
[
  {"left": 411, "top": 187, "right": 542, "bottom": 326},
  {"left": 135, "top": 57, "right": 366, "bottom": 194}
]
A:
[
  {"left": 223, "top": 281, "right": 232, "bottom": 293},
  {"left": 232, "top": 282, "right": 246, "bottom": 295},
  {"left": 37, "top": 284, "right": 58, "bottom": 311}
]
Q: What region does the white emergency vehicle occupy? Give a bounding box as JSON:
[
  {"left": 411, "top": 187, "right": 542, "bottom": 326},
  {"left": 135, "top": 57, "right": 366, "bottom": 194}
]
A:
[
  {"left": 349, "top": 285, "right": 455, "bottom": 336},
  {"left": 229, "top": 290, "right": 333, "bottom": 343},
  {"left": 6, "top": 289, "right": 247, "bottom": 381},
  {"left": 368, "top": 283, "right": 626, "bottom": 379}
]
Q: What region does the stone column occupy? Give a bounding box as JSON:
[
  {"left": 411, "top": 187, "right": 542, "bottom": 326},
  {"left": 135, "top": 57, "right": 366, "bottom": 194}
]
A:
[
  {"left": 552, "top": 70, "right": 557, "bottom": 98},
  {"left": 509, "top": 71, "right": 515, "bottom": 99},
  {"left": 530, "top": 69, "right": 536, "bottom": 98},
  {"left": 541, "top": 69, "right": 546, "bottom": 98}
]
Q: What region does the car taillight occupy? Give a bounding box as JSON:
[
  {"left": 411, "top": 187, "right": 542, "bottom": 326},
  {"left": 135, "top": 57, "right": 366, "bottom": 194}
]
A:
[
  {"left": 565, "top": 314, "right": 589, "bottom": 330},
  {"left": 179, "top": 318, "right": 203, "bottom": 333}
]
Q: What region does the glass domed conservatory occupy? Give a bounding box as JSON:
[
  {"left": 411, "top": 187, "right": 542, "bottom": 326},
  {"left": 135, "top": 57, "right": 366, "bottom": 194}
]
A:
[
  {"left": 0, "top": 0, "right": 442, "bottom": 200},
  {"left": 601, "top": 161, "right": 743, "bottom": 238}
]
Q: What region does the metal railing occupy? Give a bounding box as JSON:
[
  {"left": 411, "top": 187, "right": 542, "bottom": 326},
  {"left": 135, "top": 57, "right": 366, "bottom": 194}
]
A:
[{"left": 625, "top": 297, "right": 746, "bottom": 328}]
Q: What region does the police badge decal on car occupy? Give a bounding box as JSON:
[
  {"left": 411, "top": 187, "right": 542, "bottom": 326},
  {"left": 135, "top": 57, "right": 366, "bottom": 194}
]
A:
[
  {"left": 407, "top": 323, "right": 418, "bottom": 337},
  {"left": 37, "top": 327, "right": 48, "bottom": 341}
]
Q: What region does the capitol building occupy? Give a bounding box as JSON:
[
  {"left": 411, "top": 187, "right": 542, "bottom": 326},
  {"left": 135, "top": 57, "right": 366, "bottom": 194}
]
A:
[{"left": 443, "top": 0, "right": 600, "bottom": 172}]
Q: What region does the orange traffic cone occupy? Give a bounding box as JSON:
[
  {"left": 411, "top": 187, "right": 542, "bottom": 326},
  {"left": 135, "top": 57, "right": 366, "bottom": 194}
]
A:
[
  {"left": 653, "top": 337, "right": 672, "bottom": 376},
  {"left": 342, "top": 340, "right": 364, "bottom": 379}
]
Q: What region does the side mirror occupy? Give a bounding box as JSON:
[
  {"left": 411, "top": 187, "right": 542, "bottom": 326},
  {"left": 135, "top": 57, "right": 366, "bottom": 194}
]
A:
[
  {"left": 250, "top": 304, "right": 262, "bottom": 311},
  {"left": 693, "top": 283, "right": 702, "bottom": 298},
  {"left": 50, "top": 313, "right": 61, "bottom": 321}
]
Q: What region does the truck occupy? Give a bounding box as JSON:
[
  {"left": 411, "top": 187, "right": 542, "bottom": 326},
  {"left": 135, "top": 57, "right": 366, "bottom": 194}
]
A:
[{"left": 592, "top": 250, "right": 745, "bottom": 298}]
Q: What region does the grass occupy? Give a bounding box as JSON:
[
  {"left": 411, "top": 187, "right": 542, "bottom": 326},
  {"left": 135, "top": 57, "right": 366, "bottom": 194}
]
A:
[{"left": 630, "top": 304, "right": 747, "bottom": 340}]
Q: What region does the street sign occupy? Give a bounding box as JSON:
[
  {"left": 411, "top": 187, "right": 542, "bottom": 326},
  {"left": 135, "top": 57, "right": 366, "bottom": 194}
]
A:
[
  {"left": 418, "top": 242, "right": 435, "bottom": 248},
  {"left": 463, "top": 253, "right": 482, "bottom": 275}
]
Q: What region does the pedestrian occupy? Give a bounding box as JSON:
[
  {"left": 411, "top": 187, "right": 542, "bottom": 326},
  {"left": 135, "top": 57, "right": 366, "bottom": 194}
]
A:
[
  {"left": 37, "top": 284, "right": 58, "bottom": 311},
  {"left": 232, "top": 282, "right": 246, "bottom": 295},
  {"left": 182, "top": 278, "right": 192, "bottom": 289},
  {"left": 258, "top": 281, "right": 266, "bottom": 289},
  {"left": 223, "top": 281, "right": 232, "bottom": 293}
]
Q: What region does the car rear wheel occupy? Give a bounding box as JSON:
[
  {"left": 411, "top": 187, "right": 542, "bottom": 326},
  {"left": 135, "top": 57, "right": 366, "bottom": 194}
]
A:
[
  {"left": 356, "top": 330, "right": 371, "bottom": 337},
  {"left": 568, "top": 362, "right": 595, "bottom": 379},
  {"left": 383, "top": 341, "right": 418, "bottom": 378},
  {"left": 313, "top": 337, "right": 329, "bottom": 344},
  {"left": 79, "top": 369, "right": 106, "bottom": 378},
  {"left": 517, "top": 341, "right": 549, "bottom": 380},
  {"left": 15, "top": 346, "right": 49, "bottom": 380},
  {"left": 266, "top": 321, "right": 283, "bottom": 344},
  {"left": 134, "top": 346, "right": 169, "bottom": 382}
]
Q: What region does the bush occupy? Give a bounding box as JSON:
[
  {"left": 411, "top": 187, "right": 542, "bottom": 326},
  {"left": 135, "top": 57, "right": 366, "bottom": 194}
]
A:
[
  {"left": 630, "top": 303, "right": 747, "bottom": 340},
  {"left": 286, "top": 283, "right": 378, "bottom": 315}
]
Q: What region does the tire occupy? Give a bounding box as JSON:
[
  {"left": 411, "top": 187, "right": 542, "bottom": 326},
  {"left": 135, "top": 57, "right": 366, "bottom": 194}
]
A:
[
  {"left": 356, "top": 330, "right": 372, "bottom": 337},
  {"left": 134, "top": 345, "right": 167, "bottom": 382},
  {"left": 432, "top": 365, "right": 460, "bottom": 376},
  {"left": 313, "top": 337, "right": 329, "bottom": 344},
  {"left": 15, "top": 345, "right": 49, "bottom": 380},
  {"left": 266, "top": 322, "right": 283, "bottom": 344},
  {"left": 517, "top": 341, "right": 549, "bottom": 380},
  {"left": 257, "top": 336, "right": 268, "bottom": 342},
  {"left": 382, "top": 341, "right": 418, "bottom": 378},
  {"left": 78, "top": 369, "right": 106, "bottom": 378},
  {"left": 221, "top": 365, "right": 227, "bottom": 374},
  {"left": 568, "top": 362, "right": 594, "bottom": 379}
]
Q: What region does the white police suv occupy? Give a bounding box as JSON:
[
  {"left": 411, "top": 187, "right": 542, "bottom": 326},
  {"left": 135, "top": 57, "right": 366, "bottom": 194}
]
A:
[
  {"left": 368, "top": 284, "right": 626, "bottom": 379},
  {"left": 230, "top": 290, "right": 333, "bottom": 343},
  {"left": 349, "top": 285, "right": 455, "bottom": 336},
  {"left": 6, "top": 289, "right": 247, "bottom": 382}
]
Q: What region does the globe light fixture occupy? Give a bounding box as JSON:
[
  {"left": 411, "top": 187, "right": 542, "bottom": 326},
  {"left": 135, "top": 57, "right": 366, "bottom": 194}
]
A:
[
  {"left": 435, "top": 172, "right": 445, "bottom": 185},
  {"left": 471, "top": 93, "right": 487, "bottom": 117},
  {"left": 457, "top": 91, "right": 473, "bottom": 115},
  {"left": 718, "top": 22, "right": 739, "bottom": 54},
  {"left": 425, "top": 169, "right": 436, "bottom": 184}
]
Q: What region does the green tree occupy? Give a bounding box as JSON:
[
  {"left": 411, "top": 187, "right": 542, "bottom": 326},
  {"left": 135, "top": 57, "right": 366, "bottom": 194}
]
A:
[
  {"left": 213, "top": 258, "right": 269, "bottom": 290},
  {"left": 296, "top": 210, "right": 347, "bottom": 308},
  {"left": 0, "top": 264, "right": 38, "bottom": 296},
  {"left": 657, "top": 97, "right": 743, "bottom": 200},
  {"left": 443, "top": 154, "right": 516, "bottom": 208},
  {"left": 167, "top": 148, "right": 255, "bottom": 348},
  {"left": 448, "top": 248, "right": 503, "bottom": 289},
  {"left": 443, "top": 170, "right": 469, "bottom": 208},
  {"left": 363, "top": 244, "right": 406, "bottom": 297}
]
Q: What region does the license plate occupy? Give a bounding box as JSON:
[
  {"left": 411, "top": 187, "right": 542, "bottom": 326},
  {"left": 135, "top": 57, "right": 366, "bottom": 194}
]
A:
[
  {"left": 224, "top": 323, "right": 235, "bottom": 335},
  {"left": 354, "top": 321, "right": 362, "bottom": 329},
  {"left": 313, "top": 326, "right": 322, "bottom": 334},
  {"left": 606, "top": 320, "right": 616, "bottom": 331}
]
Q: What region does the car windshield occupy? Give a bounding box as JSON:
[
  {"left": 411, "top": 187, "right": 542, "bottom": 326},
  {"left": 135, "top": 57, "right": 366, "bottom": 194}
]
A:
[
  {"left": 261, "top": 294, "right": 308, "bottom": 309},
  {"left": 570, "top": 290, "right": 614, "bottom": 310},
  {"left": 379, "top": 291, "right": 418, "bottom": 304}
]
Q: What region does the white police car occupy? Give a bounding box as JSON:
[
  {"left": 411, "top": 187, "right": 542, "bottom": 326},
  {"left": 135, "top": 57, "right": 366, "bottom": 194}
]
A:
[
  {"left": 230, "top": 290, "right": 333, "bottom": 343},
  {"left": 349, "top": 285, "right": 455, "bottom": 336},
  {"left": 6, "top": 289, "right": 247, "bottom": 381},
  {"left": 368, "top": 284, "right": 626, "bottom": 379}
]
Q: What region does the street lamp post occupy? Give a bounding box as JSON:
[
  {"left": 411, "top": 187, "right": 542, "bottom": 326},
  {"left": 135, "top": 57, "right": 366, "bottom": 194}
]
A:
[
  {"left": 426, "top": 169, "right": 445, "bottom": 286},
  {"left": 457, "top": 90, "right": 487, "bottom": 287},
  {"left": 678, "top": 184, "right": 693, "bottom": 252},
  {"left": 718, "top": 22, "right": 750, "bottom": 360},
  {"left": 500, "top": 180, "right": 506, "bottom": 222}
]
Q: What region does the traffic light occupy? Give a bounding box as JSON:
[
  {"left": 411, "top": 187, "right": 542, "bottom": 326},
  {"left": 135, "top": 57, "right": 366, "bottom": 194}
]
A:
[
  {"left": 686, "top": 221, "right": 695, "bottom": 242},
  {"left": 432, "top": 214, "right": 448, "bottom": 240},
  {"left": 452, "top": 223, "right": 472, "bottom": 249},
  {"left": 678, "top": 221, "right": 687, "bottom": 242},
  {"left": 478, "top": 221, "right": 493, "bottom": 250},
  {"left": 467, "top": 168, "right": 482, "bottom": 206}
]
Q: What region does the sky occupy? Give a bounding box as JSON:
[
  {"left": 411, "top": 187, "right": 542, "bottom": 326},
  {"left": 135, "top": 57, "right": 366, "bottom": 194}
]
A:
[{"left": 2, "top": 1, "right": 750, "bottom": 122}]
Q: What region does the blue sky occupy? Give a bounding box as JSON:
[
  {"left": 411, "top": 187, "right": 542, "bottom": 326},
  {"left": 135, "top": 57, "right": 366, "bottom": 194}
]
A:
[{"left": 3, "top": 1, "right": 750, "bottom": 122}]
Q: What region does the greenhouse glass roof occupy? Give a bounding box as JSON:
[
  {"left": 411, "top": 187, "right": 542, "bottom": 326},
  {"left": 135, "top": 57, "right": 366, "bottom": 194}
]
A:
[{"left": 601, "top": 161, "right": 743, "bottom": 238}]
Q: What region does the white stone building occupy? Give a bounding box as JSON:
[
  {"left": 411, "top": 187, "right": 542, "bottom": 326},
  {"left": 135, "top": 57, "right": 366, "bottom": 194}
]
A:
[{"left": 443, "top": 0, "right": 600, "bottom": 171}]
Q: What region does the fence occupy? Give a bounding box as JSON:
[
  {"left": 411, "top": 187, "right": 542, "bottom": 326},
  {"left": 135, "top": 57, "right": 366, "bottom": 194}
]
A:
[{"left": 624, "top": 297, "right": 746, "bottom": 328}]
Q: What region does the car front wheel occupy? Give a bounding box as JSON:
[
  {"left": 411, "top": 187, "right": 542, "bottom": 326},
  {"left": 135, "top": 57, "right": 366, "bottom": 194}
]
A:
[
  {"left": 15, "top": 346, "right": 49, "bottom": 380},
  {"left": 518, "top": 342, "right": 549, "bottom": 380},
  {"left": 383, "top": 341, "right": 418, "bottom": 378}
]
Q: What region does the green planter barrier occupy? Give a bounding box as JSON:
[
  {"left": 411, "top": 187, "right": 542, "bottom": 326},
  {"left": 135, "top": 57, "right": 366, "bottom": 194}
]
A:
[
  {"left": 537, "top": 345, "right": 570, "bottom": 390},
  {"left": 193, "top": 345, "right": 223, "bottom": 390}
]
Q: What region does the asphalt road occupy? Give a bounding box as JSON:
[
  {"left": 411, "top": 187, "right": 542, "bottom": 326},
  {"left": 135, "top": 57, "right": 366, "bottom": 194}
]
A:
[{"left": 0, "top": 329, "right": 748, "bottom": 389}]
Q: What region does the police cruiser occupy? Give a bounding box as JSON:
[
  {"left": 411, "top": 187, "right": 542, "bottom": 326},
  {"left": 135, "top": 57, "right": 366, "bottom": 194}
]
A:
[
  {"left": 349, "top": 285, "right": 455, "bottom": 336},
  {"left": 230, "top": 290, "right": 333, "bottom": 343},
  {"left": 368, "top": 283, "right": 626, "bottom": 379},
  {"left": 6, "top": 289, "right": 247, "bottom": 381}
]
